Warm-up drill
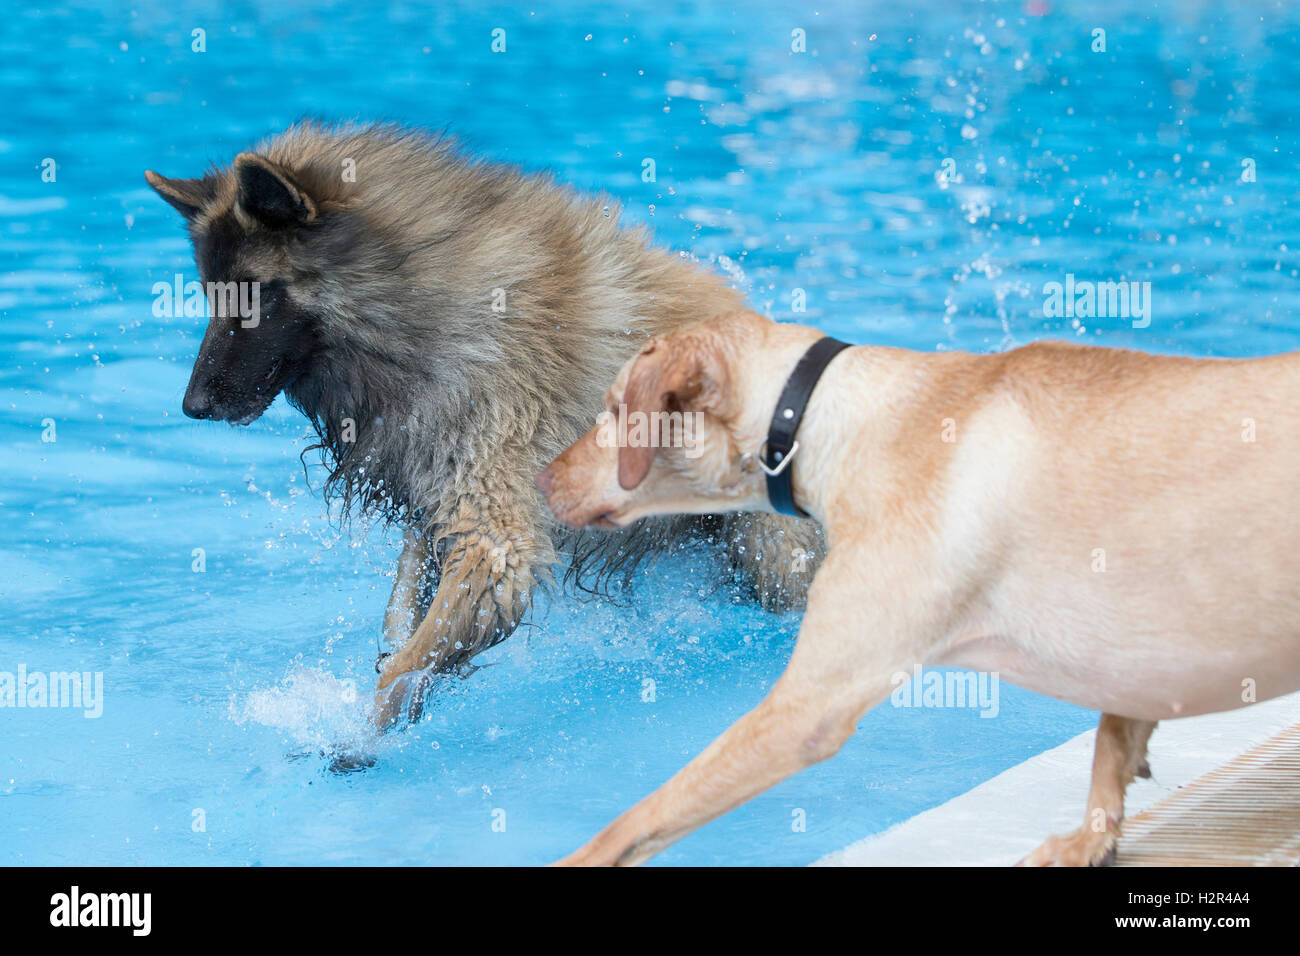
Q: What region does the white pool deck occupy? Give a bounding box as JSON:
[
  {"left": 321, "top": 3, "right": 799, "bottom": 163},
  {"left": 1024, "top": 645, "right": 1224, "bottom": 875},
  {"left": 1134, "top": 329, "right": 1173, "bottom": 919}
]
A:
[{"left": 816, "top": 692, "right": 1300, "bottom": 867}]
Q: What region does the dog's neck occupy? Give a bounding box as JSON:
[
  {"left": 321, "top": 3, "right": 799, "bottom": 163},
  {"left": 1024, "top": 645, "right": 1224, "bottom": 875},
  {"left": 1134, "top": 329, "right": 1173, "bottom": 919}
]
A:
[
  {"left": 743, "top": 328, "right": 888, "bottom": 529},
  {"left": 781, "top": 362, "right": 847, "bottom": 527}
]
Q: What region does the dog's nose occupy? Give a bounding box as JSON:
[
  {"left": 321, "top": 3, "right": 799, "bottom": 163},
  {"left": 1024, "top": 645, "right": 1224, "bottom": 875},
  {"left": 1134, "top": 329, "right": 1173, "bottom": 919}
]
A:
[
  {"left": 182, "top": 388, "right": 213, "bottom": 420},
  {"left": 535, "top": 465, "right": 555, "bottom": 495}
]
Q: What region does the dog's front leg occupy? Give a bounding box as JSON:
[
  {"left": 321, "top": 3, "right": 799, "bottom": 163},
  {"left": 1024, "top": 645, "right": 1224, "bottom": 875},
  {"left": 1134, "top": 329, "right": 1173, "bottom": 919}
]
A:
[
  {"left": 553, "top": 549, "right": 917, "bottom": 866},
  {"left": 378, "top": 528, "right": 436, "bottom": 671},
  {"left": 371, "top": 514, "right": 548, "bottom": 729},
  {"left": 1020, "top": 714, "right": 1157, "bottom": 866}
]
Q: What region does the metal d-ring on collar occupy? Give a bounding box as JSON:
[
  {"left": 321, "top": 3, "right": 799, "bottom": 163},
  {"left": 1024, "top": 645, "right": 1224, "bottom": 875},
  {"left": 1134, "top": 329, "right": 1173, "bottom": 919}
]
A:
[{"left": 759, "top": 336, "right": 853, "bottom": 518}]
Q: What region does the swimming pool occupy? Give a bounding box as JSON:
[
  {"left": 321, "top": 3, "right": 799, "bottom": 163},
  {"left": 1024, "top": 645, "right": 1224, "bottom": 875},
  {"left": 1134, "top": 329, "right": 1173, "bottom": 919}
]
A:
[{"left": 2, "top": 0, "right": 1297, "bottom": 865}]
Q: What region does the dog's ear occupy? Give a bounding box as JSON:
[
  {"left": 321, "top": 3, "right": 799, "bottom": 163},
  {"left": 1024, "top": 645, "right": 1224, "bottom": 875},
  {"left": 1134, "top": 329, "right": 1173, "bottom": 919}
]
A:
[
  {"left": 233, "top": 153, "right": 318, "bottom": 228},
  {"left": 144, "top": 170, "right": 214, "bottom": 221},
  {"left": 617, "top": 338, "right": 724, "bottom": 491}
]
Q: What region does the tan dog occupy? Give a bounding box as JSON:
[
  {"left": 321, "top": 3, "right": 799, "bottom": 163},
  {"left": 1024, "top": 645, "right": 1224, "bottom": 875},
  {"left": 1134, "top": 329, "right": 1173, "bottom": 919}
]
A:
[{"left": 537, "top": 309, "right": 1300, "bottom": 866}]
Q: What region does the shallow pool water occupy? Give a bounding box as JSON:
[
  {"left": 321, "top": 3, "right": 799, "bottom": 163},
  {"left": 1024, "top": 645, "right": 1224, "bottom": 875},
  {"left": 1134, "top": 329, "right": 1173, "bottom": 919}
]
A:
[{"left": 3, "top": 1, "right": 1298, "bottom": 865}]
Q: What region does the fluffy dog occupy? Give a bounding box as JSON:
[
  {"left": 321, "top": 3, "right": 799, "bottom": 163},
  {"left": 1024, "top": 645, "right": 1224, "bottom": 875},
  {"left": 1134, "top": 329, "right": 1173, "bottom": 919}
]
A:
[{"left": 146, "top": 125, "right": 823, "bottom": 730}]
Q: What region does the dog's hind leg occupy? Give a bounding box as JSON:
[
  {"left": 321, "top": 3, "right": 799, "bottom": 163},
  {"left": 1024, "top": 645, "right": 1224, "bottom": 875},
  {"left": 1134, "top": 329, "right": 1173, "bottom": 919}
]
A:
[
  {"left": 725, "top": 512, "right": 825, "bottom": 612},
  {"left": 1019, "top": 714, "right": 1157, "bottom": 867}
]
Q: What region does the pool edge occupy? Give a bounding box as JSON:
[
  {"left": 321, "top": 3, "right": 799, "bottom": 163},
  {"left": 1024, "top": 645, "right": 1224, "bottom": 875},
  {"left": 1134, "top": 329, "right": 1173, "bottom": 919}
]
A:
[{"left": 814, "top": 692, "right": 1300, "bottom": 867}]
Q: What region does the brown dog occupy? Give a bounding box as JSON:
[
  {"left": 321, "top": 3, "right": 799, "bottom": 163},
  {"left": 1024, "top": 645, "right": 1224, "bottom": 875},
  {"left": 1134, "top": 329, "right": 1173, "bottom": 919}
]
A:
[{"left": 537, "top": 309, "right": 1300, "bottom": 866}]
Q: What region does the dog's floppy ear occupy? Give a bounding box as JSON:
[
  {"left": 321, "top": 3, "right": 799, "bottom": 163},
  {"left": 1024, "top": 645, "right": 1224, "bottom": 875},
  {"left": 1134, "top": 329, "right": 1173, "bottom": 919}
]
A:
[
  {"left": 617, "top": 338, "right": 724, "bottom": 491},
  {"left": 233, "top": 152, "right": 318, "bottom": 228},
  {"left": 144, "top": 170, "right": 214, "bottom": 221}
]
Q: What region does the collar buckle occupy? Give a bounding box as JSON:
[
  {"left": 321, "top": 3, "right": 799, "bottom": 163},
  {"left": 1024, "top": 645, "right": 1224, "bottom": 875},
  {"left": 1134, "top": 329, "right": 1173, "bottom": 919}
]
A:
[{"left": 758, "top": 440, "right": 799, "bottom": 477}]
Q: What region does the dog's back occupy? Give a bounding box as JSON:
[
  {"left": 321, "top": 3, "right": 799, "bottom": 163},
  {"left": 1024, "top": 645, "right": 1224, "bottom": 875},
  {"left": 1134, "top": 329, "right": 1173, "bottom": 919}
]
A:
[{"left": 879, "top": 342, "right": 1300, "bottom": 717}]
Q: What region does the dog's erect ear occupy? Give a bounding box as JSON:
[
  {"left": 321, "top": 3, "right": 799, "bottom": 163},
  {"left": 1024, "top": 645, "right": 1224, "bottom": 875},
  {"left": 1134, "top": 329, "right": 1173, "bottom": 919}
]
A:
[
  {"left": 233, "top": 152, "right": 318, "bottom": 228},
  {"left": 617, "top": 338, "right": 725, "bottom": 491},
  {"left": 144, "top": 170, "right": 214, "bottom": 221}
]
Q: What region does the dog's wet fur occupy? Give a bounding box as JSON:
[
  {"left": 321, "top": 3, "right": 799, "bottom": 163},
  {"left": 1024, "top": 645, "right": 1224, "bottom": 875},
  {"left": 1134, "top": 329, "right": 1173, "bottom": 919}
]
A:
[{"left": 147, "top": 122, "right": 823, "bottom": 721}]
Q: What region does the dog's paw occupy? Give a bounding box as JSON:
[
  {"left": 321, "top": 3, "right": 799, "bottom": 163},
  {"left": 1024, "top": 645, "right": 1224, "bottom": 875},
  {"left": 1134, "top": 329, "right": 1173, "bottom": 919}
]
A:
[
  {"left": 1018, "top": 826, "right": 1118, "bottom": 867},
  {"left": 324, "top": 747, "right": 378, "bottom": 774}
]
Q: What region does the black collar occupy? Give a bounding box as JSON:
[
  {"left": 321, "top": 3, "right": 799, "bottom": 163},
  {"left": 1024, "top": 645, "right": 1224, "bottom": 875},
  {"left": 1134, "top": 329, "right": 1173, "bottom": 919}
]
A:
[{"left": 759, "top": 336, "right": 853, "bottom": 517}]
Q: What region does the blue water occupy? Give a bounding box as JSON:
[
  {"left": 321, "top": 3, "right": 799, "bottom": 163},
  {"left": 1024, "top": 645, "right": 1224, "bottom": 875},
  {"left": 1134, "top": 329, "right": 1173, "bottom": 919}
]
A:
[{"left": 3, "top": 0, "right": 1298, "bottom": 865}]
